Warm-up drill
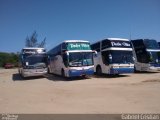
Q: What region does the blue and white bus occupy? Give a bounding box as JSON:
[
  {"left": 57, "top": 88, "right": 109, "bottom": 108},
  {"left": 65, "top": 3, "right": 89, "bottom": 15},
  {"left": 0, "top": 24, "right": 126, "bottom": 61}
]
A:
[
  {"left": 18, "top": 48, "right": 48, "bottom": 77},
  {"left": 47, "top": 40, "right": 95, "bottom": 77},
  {"left": 131, "top": 39, "right": 160, "bottom": 72},
  {"left": 91, "top": 38, "right": 134, "bottom": 75}
]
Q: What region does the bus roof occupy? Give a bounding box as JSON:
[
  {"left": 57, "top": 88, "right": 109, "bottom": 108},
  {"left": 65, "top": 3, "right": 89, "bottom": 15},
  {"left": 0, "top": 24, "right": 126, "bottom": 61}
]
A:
[
  {"left": 22, "top": 47, "right": 45, "bottom": 50},
  {"left": 107, "top": 38, "right": 129, "bottom": 41},
  {"left": 63, "top": 40, "right": 89, "bottom": 43},
  {"left": 91, "top": 38, "right": 129, "bottom": 44},
  {"left": 131, "top": 39, "right": 159, "bottom": 43}
]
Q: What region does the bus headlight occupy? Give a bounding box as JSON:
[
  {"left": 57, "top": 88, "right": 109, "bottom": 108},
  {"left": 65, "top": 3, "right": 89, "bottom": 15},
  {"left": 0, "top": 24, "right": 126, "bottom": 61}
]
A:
[
  {"left": 69, "top": 69, "right": 77, "bottom": 73},
  {"left": 111, "top": 66, "right": 119, "bottom": 68}
]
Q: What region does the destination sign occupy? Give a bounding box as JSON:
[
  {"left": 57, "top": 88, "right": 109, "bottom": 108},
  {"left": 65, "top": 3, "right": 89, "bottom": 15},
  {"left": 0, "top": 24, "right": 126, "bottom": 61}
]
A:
[
  {"left": 67, "top": 43, "right": 91, "bottom": 50},
  {"left": 110, "top": 41, "right": 131, "bottom": 48},
  {"left": 22, "top": 49, "right": 46, "bottom": 54}
]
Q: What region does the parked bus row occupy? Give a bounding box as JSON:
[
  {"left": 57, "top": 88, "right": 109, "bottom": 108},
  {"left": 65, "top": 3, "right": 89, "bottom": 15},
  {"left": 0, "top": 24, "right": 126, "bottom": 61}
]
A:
[{"left": 18, "top": 38, "right": 160, "bottom": 78}]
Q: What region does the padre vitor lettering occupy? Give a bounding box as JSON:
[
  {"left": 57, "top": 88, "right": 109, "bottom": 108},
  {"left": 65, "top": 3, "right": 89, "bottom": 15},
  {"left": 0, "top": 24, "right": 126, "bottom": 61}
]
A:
[
  {"left": 111, "top": 42, "right": 122, "bottom": 46},
  {"left": 70, "top": 44, "right": 81, "bottom": 48},
  {"left": 111, "top": 42, "right": 130, "bottom": 47}
]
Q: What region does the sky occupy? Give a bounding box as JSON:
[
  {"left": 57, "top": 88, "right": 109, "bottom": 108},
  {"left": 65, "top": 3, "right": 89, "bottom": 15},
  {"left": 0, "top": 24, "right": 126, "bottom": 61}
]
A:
[{"left": 0, "top": 0, "right": 160, "bottom": 52}]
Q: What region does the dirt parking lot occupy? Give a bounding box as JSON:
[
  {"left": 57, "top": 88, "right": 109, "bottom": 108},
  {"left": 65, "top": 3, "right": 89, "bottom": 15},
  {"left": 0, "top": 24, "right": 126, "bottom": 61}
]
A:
[{"left": 0, "top": 68, "right": 160, "bottom": 114}]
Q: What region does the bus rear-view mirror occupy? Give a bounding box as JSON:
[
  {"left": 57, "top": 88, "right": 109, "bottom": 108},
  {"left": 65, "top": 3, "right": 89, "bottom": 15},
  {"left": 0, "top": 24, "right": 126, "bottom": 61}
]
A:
[{"left": 93, "top": 50, "right": 97, "bottom": 57}]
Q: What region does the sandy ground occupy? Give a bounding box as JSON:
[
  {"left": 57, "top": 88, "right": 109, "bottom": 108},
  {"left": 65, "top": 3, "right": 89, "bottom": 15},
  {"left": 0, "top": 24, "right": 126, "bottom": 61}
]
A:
[{"left": 0, "top": 68, "right": 160, "bottom": 114}]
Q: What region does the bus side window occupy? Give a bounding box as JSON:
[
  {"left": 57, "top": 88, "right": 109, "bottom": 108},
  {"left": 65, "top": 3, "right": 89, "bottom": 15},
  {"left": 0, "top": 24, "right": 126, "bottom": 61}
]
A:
[
  {"left": 102, "top": 51, "right": 110, "bottom": 65},
  {"left": 93, "top": 51, "right": 97, "bottom": 57},
  {"left": 91, "top": 42, "right": 100, "bottom": 52},
  {"left": 62, "top": 53, "right": 68, "bottom": 67},
  {"left": 136, "top": 49, "right": 150, "bottom": 63}
]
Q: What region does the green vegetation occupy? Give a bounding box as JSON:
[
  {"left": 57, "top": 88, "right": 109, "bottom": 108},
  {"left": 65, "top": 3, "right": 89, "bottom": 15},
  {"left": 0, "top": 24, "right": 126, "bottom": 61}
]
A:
[{"left": 0, "top": 52, "right": 19, "bottom": 67}]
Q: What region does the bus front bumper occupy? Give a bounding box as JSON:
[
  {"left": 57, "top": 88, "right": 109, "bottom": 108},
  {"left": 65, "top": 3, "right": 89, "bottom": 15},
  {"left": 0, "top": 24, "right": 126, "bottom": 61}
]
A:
[
  {"left": 22, "top": 68, "right": 48, "bottom": 77},
  {"left": 149, "top": 63, "right": 160, "bottom": 71},
  {"left": 148, "top": 66, "right": 160, "bottom": 71},
  {"left": 109, "top": 67, "right": 134, "bottom": 74},
  {"left": 68, "top": 68, "right": 94, "bottom": 77}
]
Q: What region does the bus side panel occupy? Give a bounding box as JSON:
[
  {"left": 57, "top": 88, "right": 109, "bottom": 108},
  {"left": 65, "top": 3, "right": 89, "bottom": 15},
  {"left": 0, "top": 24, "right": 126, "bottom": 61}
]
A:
[
  {"left": 49, "top": 55, "right": 67, "bottom": 76},
  {"left": 93, "top": 52, "right": 101, "bottom": 72},
  {"left": 93, "top": 52, "right": 110, "bottom": 74},
  {"left": 56, "top": 55, "right": 65, "bottom": 75}
]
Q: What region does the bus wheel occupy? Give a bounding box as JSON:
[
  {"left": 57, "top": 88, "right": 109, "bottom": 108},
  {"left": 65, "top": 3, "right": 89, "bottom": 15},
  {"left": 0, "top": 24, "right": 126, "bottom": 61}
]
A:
[
  {"left": 134, "top": 66, "right": 139, "bottom": 73},
  {"left": 96, "top": 66, "right": 102, "bottom": 76},
  {"left": 48, "top": 67, "right": 50, "bottom": 74},
  {"left": 61, "top": 69, "right": 65, "bottom": 78}
]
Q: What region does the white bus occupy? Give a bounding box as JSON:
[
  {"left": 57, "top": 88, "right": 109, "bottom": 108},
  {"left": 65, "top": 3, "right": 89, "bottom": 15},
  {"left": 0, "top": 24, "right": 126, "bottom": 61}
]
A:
[
  {"left": 91, "top": 38, "right": 134, "bottom": 75},
  {"left": 47, "top": 40, "right": 94, "bottom": 77},
  {"left": 18, "top": 47, "right": 48, "bottom": 77},
  {"left": 131, "top": 39, "right": 160, "bottom": 72}
]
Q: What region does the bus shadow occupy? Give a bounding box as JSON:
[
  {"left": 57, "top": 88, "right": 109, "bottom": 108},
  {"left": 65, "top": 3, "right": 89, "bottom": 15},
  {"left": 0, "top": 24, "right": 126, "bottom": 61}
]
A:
[
  {"left": 45, "top": 74, "right": 90, "bottom": 81},
  {"left": 12, "top": 73, "right": 45, "bottom": 81},
  {"left": 134, "top": 71, "right": 160, "bottom": 74},
  {"left": 93, "top": 74, "right": 130, "bottom": 78}
]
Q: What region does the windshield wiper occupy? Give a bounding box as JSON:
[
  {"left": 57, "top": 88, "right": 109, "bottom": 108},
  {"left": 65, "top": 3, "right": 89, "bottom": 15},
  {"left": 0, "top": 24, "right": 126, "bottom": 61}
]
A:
[{"left": 69, "top": 60, "right": 82, "bottom": 67}]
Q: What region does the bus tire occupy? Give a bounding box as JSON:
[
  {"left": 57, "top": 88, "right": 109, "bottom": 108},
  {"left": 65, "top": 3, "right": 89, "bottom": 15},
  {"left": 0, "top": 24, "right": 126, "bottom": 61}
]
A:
[
  {"left": 96, "top": 66, "right": 102, "bottom": 76},
  {"left": 48, "top": 67, "right": 50, "bottom": 74},
  {"left": 61, "top": 69, "right": 65, "bottom": 78},
  {"left": 134, "top": 66, "right": 139, "bottom": 73}
]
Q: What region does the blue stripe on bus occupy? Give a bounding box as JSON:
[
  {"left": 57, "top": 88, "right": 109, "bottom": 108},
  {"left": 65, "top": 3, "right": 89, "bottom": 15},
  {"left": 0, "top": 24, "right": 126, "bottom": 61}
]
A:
[
  {"left": 110, "top": 68, "right": 134, "bottom": 74},
  {"left": 69, "top": 69, "right": 94, "bottom": 77}
]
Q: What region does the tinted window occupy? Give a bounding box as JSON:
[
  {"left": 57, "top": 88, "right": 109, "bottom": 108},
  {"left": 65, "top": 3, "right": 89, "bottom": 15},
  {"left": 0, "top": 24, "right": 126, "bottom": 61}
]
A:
[
  {"left": 148, "top": 51, "right": 160, "bottom": 63},
  {"left": 102, "top": 50, "right": 133, "bottom": 64},
  {"left": 91, "top": 42, "right": 100, "bottom": 52},
  {"left": 69, "top": 52, "right": 93, "bottom": 67},
  {"left": 24, "top": 54, "right": 47, "bottom": 66},
  {"left": 143, "top": 39, "right": 159, "bottom": 49},
  {"left": 136, "top": 49, "right": 150, "bottom": 63},
  {"left": 48, "top": 44, "right": 62, "bottom": 56},
  {"left": 62, "top": 53, "right": 68, "bottom": 67},
  {"left": 102, "top": 40, "right": 111, "bottom": 50},
  {"left": 132, "top": 39, "right": 159, "bottom": 63},
  {"left": 131, "top": 40, "right": 145, "bottom": 49},
  {"left": 62, "top": 43, "right": 67, "bottom": 50}
]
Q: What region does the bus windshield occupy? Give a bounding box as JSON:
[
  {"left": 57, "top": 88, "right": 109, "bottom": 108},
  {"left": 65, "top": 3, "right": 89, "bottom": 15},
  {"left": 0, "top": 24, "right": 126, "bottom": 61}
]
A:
[
  {"left": 148, "top": 51, "right": 160, "bottom": 63},
  {"left": 24, "top": 54, "right": 47, "bottom": 67},
  {"left": 102, "top": 50, "right": 133, "bottom": 64},
  {"left": 69, "top": 52, "right": 93, "bottom": 67},
  {"left": 143, "top": 39, "right": 159, "bottom": 49}
]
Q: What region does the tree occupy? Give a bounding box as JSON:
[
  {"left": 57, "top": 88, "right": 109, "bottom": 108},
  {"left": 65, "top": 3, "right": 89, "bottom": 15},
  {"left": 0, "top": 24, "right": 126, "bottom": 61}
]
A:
[
  {"left": 38, "top": 37, "right": 46, "bottom": 48},
  {"left": 25, "top": 36, "right": 31, "bottom": 47},
  {"left": 25, "top": 31, "right": 46, "bottom": 48},
  {"left": 0, "top": 52, "right": 19, "bottom": 67},
  {"left": 30, "top": 31, "right": 38, "bottom": 47}
]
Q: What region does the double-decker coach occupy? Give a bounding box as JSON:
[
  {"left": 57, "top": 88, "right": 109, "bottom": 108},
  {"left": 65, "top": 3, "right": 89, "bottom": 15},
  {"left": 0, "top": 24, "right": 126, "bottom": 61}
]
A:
[
  {"left": 18, "top": 47, "right": 48, "bottom": 77},
  {"left": 91, "top": 38, "right": 134, "bottom": 75},
  {"left": 131, "top": 39, "right": 160, "bottom": 72},
  {"left": 47, "top": 40, "right": 95, "bottom": 78}
]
